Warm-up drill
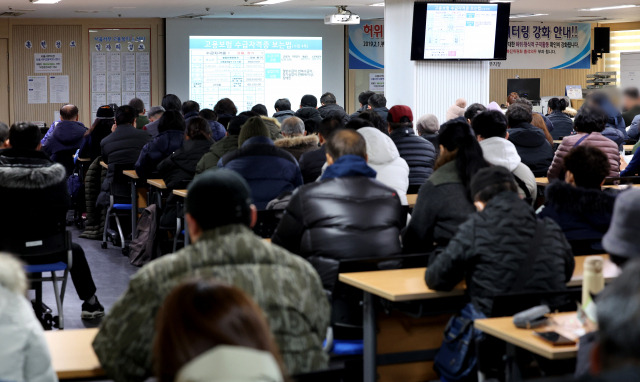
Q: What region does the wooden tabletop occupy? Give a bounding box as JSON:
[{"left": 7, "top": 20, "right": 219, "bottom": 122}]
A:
[
  {"left": 122, "top": 169, "right": 139, "bottom": 179},
  {"left": 173, "top": 189, "right": 187, "bottom": 197},
  {"left": 77, "top": 157, "right": 92, "bottom": 162},
  {"left": 338, "top": 255, "right": 619, "bottom": 302},
  {"left": 99, "top": 161, "right": 108, "bottom": 169},
  {"left": 624, "top": 145, "right": 634, "bottom": 153},
  {"left": 536, "top": 177, "right": 549, "bottom": 186},
  {"left": 147, "top": 179, "right": 167, "bottom": 189},
  {"left": 474, "top": 312, "right": 579, "bottom": 360},
  {"left": 44, "top": 328, "right": 105, "bottom": 380},
  {"left": 407, "top": 194, "right": 417, "bottom": 208}
]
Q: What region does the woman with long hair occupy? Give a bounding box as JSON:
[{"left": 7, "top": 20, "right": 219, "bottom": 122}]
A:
[
  {"left": 531, "top": 113, "right": 554, "bottom": 145},
  {"left": 402, "top": 120, "right": 489, "bottom": 255},
  {"left": 154, "top": 279, "right": 286, "bottom": 382},
  {"left": 79, "top": 105, "right": 114, "bottom": 161}
]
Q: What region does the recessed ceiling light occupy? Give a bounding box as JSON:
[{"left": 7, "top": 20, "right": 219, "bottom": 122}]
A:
[
  {"left": 580, "top": 4, "right": 638, "bottom": 11},
  {"left": 509, "top": 13, "right": 548, "bottom": 19},
  {"left": 30, "top": 0, "right": 61, "bottom": 4},
  {"left": 369, "top": 2, "right": 385, "bottom": 6},
  {"left": 253, "top": 0, "right": 291, "bottom": 4}
]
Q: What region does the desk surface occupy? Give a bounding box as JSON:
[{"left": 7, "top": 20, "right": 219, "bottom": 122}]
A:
[
  {"left": 475, "top": 312, "right": 578, "bottom": 360},
  {"left": 624, "top": 145, "right": 634, "bottom": 152},
  {"left": 77, "top": 157, "right": 91, "bottom": 162},
  {"left": 45, "top": 328, "right": 104, "bottom": 380},
  {"left": 122, "top": 169, "right": 139, "bottom": 180},
  {"left": 536, "top": 177, "right": 640, "bottom": 189},
  {"left": 99, "top": 161, "right": 108, "bottom": 169},
  {"left": 536, "top": 177, "right": 549, "bottom": 186},
  {"left": 173, "top": 189, "right": 187, "bottom": 197},
  {"left": 147, "top": 178, "right": 167, "bottom": 189},
  {"left": 407, "top": 194, "right": 417, "bottom": 208},
  {"left": 338, "top": 255, "right": 619, "bottom": 302}
]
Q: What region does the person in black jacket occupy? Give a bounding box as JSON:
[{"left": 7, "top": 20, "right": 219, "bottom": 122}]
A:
[
  {"left": 79, "top": 105, "right": 114, "bottom": 162},
  {"left": 546, "top": 98, "right": 574, "bottom": 140},
  {"left": 317, "top": 92, "right": 349, "bottom": 124},
  {"left": 0, "top": 122, "right": 105, "bottom": 319},
  {"left": 135, "top": 110, "right": 185, "bottom": 179},
  {"left": 272, "top": 129, "right": 405, "bottom": 291},
  {"left": 294, "top": 94, "right": 323, "bottom": 125},
  {"left": 387, "top": 105, "right": 436, "bottom": 190},
  {"left": 368, "top": 94, "right": 389, "bottom": 122},
  {"left": 349, "top": 91, "right": 375, "bottom": 119},
  {"left": 425, "top": 166, "right": 574, "bottom": 316},
  {"left": 402, "top": 119, "right": 489, "bottom": 254},
  {"left": 298, "top": 116, "right": 344, "bottom": 183},
  {"left": 507, "top": 103, "right": 554, "bottom": 177}
]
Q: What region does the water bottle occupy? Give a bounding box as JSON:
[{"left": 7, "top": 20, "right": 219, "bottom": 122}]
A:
[{"left": 582, "top": 256, "right": 605, "bottom": 309}]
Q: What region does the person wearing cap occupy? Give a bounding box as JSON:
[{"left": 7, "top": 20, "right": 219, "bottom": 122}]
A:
[
  {"left": 128, "top": 98, "right": 149, "bottom": 130},
  {"left": 147, "top": 105, "right": 165, "bottom": 124},
  {"left": 41, "top": 104, "right": 88, "bottom": 175},
  {"left": 602, "top": 189, "right": 640, "bottom": 268},
  {"left": 272, "top": 129, "right": 405, "bottom": 291},
  {"left": 218, "top": 116, "right": 302, "bottom": 210},
  {"left": 93, "top": 169, "right": 330, "bottom": 382},
  {"left": 294, "top": 94, "right": 323, "bottom": 125},
  {"left": 387, "top": 105, "right": 436, "bottom": 191},
  {"left": 416, "top": 113, "right": 440, "bottom": 155},
  {"left": 79, "top": 105, "right": 115, "bottom": 162},
  {"left": 425, "top": 166, "right": 574, "bottom": 317}
]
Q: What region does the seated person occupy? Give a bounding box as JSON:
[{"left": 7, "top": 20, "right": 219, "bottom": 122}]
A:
[
  {"left": 252, "top": 104, "right": 284, "bottom": 141},
  {"left": 603, "top": 189, "right": 640, "bottom": 268},
  {"left": 473, "top": 110, "right": 537, "bottom": 204},
  {"left": 425, "top": 167, "right": 575, "bottom": 316},
  {"left": 274, "top": 116, "right": 319, "bottom": 160},
  {"left": 97, "top": 105, "right": 150, "bottom": 207},
  {"left": 198, "top": 108, "right": 226, "bottom": 142},
  {"left": 294, "top": 94, "right": 323, "bottom": 125},
  {"left": 402, "top": 120, "right": 489, "bottom": 254},
  {"left": 0, "top": 121, "right": 9, "bottom": 148},
  {"left": 145, "top": 94, "right": 181, "bottom": 138},
  {"left": 506, "top": 103, "right": 554, "bottom": 177},
  {"left": 622, "top": 87, "right": 640, "bottom": 127},
  {"left": 0, "top": 122, "right": 104, "bottom": 319},
  {"left": 135, "top": 110, "right": 185, "bottom": 179},
  {"left": 153, "top": 279, "right": 285, "bottom": 382},
  {"left": 218, "top": 117, "right": 302, "bottom": 210},
  {"left": 93, "top": 169, "right": 329, "bottom": 381},
  {"left": 539, "top": 146, "right": 617, "bottom": 253},
  {"left": 548, "top": 105, "right": 620, "bottom": 180},
  {"left": 41, "top": 104, "right": 88, "bottom": 175},
  {"left": 298, "top": 116, "right": 343, "bottom": 184},
  {"left": 587, "top": 92, "right": 627, "bottom": 148},
  {"left": 129, "top": 97, "right": 149, "bottom": 130},
  {"left": 79, "top": 105, "right": 114, "bottom": 162},
  {"left": 0, "top": 253, "right": 57, "bottom": 382},
  {"left": 416, "top": 113, "right": 440, "bottom": 156},
  {"left": 273, "top": 98, "right": 296, "bottom": 123},
  {"left": 546, "top": 98, "right": 574, "bottom": 140},
  {"left": 181, "top": 100, "right": 201, "bottom": 123},
  {"left": 272, "top": 129, "right": 406, "bottom": 291}
]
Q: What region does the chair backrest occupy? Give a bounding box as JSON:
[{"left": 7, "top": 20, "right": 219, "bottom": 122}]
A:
[
  {"left": 253, "top": 209, "right": 282, "bottom": 238},
  {"left": 0, "top": 230, "right": 71, "bottom": 265},
  {"left": 110, "top": 163, "right": 136, "bottom": 201},
  {"left": 51, "top": 149, "right": 77, "bottom": 177},
  {"left": 490, "top": 289, "right": 581, "bottom": 318}
]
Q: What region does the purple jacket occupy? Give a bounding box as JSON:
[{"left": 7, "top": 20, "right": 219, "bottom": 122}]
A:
[{"left": 41, "top": 120, "right": 87, "bottom": 157}]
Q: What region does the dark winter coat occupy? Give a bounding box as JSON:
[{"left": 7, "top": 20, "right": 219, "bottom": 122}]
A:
[
  {"left": 143, "top": 119, "right": 160, "bottom": 138},
  {"left": 195, "top": 135, "right": 239, "bottom": 174},
  {"left": 623, "top": 105, "right": 640, "bottom": 127},
  {"left": 41, "top": 120, "right": 87, "bottom": 157},
  {"left": 425, "top": 191, "right": 575, "bottom": 316},
  {"left": 272, "top": 155, "right": 405, "bottom": 291},
  {"left": 547, "top": 111, "right": 574, "bottom": 140},
  {"left": 299, "top": 146, "right": 326, "bottom": 184},
  {"left": 372, "top": 106, "right": 389, "bottom": 122},
  {"left": 207, "top": 120, "right": 227, "bottom": 142},
  {"left": 421, "top": 133, "right": 440, "bottom": 157},
  {"left": 390, "top": 127, "right": 436, "bottom": 186},
  {"left": 318, "top": 103, "right": 349, "bottom": 124},
  {"left": 402, "top": 160, "right": 476, "bottom": 253},
  {"left": 218, "top": 136, "right": 303, "bottom": 210},
  {"left": 274, "top": 135, "right": 319, "bottom": 161},
  {"left": 135, "top": 130, "right": 184, "bottom": 179},
  {"left": 79, "top": 125, "right": 112, "bottom": 162},
  {"left": 80, "top": 157, "right": 107, "bottom": 240},
  {"left": 295, "top": 107, "right": 323, "bottom": 124},
  {"left": 508, "top": 122, "right": 554, "bottom": 177},
  {"left": 273, "top": 110, "right": 296, "bottom": 124}
]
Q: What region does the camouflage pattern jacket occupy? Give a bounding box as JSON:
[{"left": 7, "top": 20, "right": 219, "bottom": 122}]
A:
[{"left": 93, "top": 224, "right": 330, "bottom": 381}]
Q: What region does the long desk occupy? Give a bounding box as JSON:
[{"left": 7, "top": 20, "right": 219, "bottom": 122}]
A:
[
  {"left": 338, "top": 255, "right": 619, "bottom": 382},
  {"left": 44, "top": 328, "right": 104, "bottom": 380},
  {"left": 147, "top": 179, "right": 167, "bottom": 189},
  {"left": 536, "top": 177, "right": 640, "bottom": 189}
]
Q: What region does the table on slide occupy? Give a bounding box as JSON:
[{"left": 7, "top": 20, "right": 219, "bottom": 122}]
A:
[
  {"left": 44, "top": 328, "right": 104, "bottom": 380},
  {"left": 338, "top": 255, "right": 619, "bottom": 382}
]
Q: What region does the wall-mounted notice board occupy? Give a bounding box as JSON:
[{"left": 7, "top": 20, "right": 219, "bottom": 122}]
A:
[{"left": 89, "top": 28, "right": 151, "bottom": 121}]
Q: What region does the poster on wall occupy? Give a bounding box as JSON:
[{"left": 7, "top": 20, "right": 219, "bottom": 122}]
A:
[
  {"left": 27, "top": 76, "right": 48, "bottom": 104},
  {"left": 349, "top": 21, "right": 384, "bottom": 69},
  {"left": 489, "top": 23, "right": 591, "bottom": 69},
  {"left": 369, "top": 73, "right": 384, "bottom": 91},
  {"left": 34, "top": 53, "right": 62, "bottom": 73}
]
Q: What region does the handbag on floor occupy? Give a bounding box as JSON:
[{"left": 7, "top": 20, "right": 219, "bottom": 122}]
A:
[{"left": 129, "top": 204, "right": 161, "bottom": 267}]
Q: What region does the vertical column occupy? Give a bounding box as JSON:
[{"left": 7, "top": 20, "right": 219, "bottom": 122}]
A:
[{"left": 384, "top": 0, "right": 417, "bottom": 113}]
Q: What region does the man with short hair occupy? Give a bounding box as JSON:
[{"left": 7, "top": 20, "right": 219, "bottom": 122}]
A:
[
  {"left": 181, "top": 100, "right": 200, "bottom": 123},
  {"left": 622, "top": 87, "right": 640, "bottom": 127},
  {"left": 318, "top": 92, "right": 348, "bottom": 123},
  {"left": 273, "top": 98, "right": 295, "bottom": 123},
  {"left": 513, "top": 97, "right": 555, "bottom": 134},
  {"left": 464, "top": 103, "right": 487, "bottom": 126},
  {"left": 473, "top": 110, "right": 537, "bottom": 204},
  {"left": 146, "top": 106, "right": 164, "bottom": 123},
  {"left": 252, "top": 104, "right": 284, "bottom": 140},
  {"left": 93, "top": 169, "right": 330, "bottom": 381},
  {"left": 0, "top": 122, "right": 10, "bottom": 148},
  {"left": 41, "top": 104, "right": 87, "bottom": 170},
  {"left": 218, "top": 117, "right": 302, "bottom": 209},
  {"left": 387, "top": 105, "right": 436, "bottom": 189},
  {"left": 273, "top": 129, "right": 405, "bottom": 290},
  {"left": 298, "top": 116, "right": 344, "bottom": 183},
  {"left": 128, "top": 98, "right": 149, "bottom": 130},
  {"left": 145, "top": 94, "right": 181, "bottom": 138},
  {"left": 506, "top": 103, "right": 554, "bottom": 177},
  {"left": 295, "top": 94, "right": 323, "bottom": 125},
  {"left": 274, "top": 116, "right": 319, "bottom": 160},
  {"left": 350, "top": 90, "right": 375, "bottom": 119},
  {"left": 0, "top": 122, "right": 104, "bottom": 319},
  {"left": 368, "top": 93, "right": 389, "bottom": 121}
]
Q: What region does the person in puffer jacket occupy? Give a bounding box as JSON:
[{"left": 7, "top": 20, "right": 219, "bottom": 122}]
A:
[
  {"left": 387, "top": 105, "right": 436, "bottom": 189},
  {"left": 135, "top": 110, "right": 185, "bottom": 179},
  {"left": 41, "top": 104, "right": 88, "bottom": 175},
  {"left": 548, "top": 105, "right": 620, "bottom": 180},
  {"left": 546, "top": 98, "right": 574, "bottom": 140},
  {"left": 588, "top": 91, "right": 628, "bottom": 143},
  {"left": 425, "top": 167, "right": 574, "bottom": 316},
  {"left": 506, "top": 103, "right": 554, "bottom": 177},
  {"left": 272, "top": 129, "right": 405, "bottom": 291},
  {"left": 198, "top": 109, "right": 226, "bottom": 142}
]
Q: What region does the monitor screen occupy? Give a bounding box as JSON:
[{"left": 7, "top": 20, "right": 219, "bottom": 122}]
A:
[
  {"left": 411, "top": 2, "right": 510, "bottom": 61},
  {"left": 507, "top": 78, "right": 541, "bottom": 101}
]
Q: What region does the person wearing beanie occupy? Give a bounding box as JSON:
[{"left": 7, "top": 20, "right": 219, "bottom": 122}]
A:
[
  {"left": 272, "top": 129, "right": 405, "bottom": 291},
  {"left": 218, "top": 117, "right": 302, "bottom": 209},
  {"left": 416, "top": 113, "right": 440, "bottom": 155},
  {"left": 425, "top": 166, "right": 574, "bottom": 317},
  {"left": 294, "top": 94, "right": 323, "bottom": 125},
  {"left": 602, "top": 189, "right": 640, "bottom": 268},
  {"left": 93, "top": 169, "right": 330, "bottom": 381},
  {"left": 387, "top": 105, "right": 436, "bottom": 192},
  {"left": 445, "top": 98, "right": 467, "bottom": 121}
]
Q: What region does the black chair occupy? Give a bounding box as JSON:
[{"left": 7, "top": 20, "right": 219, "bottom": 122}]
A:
[
  {"left": 490, "top": 289, "right": 582, "bottom": 318},
  {"left": 253, "top": 210, "right": 283, "bottom": 238},
  {"left": 50, "top": 148, "right": 77, "bottom": 178},
  {"left": 569, "top": 239, "right": 605, "bottom": 256},
  {"left": 102, "top": 163, "right": 135, "bottom": 252}
]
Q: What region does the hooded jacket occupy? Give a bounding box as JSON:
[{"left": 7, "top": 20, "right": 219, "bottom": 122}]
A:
[
  {"left": 218, "top": 136, "right": 303, "bottom": 210},
  {"left": 0, "top": 286, "right": 57, "bottom": 382},
  {"left": 479, "top": 137, "right": 537, "bottom": 203},
  {"left": 273, "top": 110, "right": 296, "bottom": 124},
  {"left": 41, "top": 120, "right": 87, "bottom": 157},
  {"left": 205, "top": 120, "right": 226, "bottom": 142},
  {"left": 390, "top": 127, "right": 436, "bottom": 186},
  {"left": 547, "top": 132, "right": 620, "bottom": 179},
  {"left": 318, "top": 103, "right": 349, "bottom": 124},
  {"left": 425, "top": 191, "right": 575, "bottom": 316},
  {"left": 358, "top": 127, "right": 410, "bottom": 205},
  {"left": 135, "top": 130, "right": 184, "bottom": 179},
  {"left": 295, "top": 107, "right": 323, "bottom": 124},
  {"left": 272, "top": 155, "right": 405, "bottom": 291},
  {"left": 195, "top": 135, "right": 239, "bottom": 175},
  {"left": 507, "top": 122, "right": 554, "bottom": 177},
  {"left": 274, "top": 134, "right": 319, "bottom": 161},
  {"left": 158, "top": 139, "right": 212, "bottom": 189},
  {"left": 299, "top": 145, "right": 326, "bottom": 184},
  {"left": 547, "top": 111, "right": 574, "bottom": 140},
  {"left": 93, "top": 224, "right": 330, "bottom": 381},
  {"left": 260, "top": 116, "right": 284, "bottom": 141}
]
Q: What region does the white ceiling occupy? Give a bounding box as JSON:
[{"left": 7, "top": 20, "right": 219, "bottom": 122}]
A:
[{"left": 1, "top": 0, "right": 639, "bottom": 23}]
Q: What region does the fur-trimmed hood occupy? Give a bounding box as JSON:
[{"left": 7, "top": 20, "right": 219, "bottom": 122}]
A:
[
  {"left": 0, "top": 150, "right": 66, "bottom": 189},
  {"left": 274, "top": 134, "right": 319, "bottom": 149}
]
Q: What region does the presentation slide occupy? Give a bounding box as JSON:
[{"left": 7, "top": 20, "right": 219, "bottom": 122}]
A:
[
  {"left": 424, "top": 4, "right": 498, "bottom": 59},
  {"left": 189, "top": 36, "right": 323, "bottom": 113}
]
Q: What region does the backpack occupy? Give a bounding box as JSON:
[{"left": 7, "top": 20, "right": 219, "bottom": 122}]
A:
[{"left": 128, "top": 204, "right": 161, "bottom": 267}]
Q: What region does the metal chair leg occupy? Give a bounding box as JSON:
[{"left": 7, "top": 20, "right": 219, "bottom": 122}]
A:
[
  {"left": 102, "top": 205, "right": 113, "bottom": 246},
  {"left": 173, "top": 217, "right": 182, "bottom": 252},
  {"left": 51, "top": 271, "right": 64, "bottom": 329},
  {"left": 114, "top": 214, "right": 125, "bottom": 249}
]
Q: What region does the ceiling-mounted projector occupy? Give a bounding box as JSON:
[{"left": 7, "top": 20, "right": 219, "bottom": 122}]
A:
[{"left": 325, "top": 6, "right": 360, "bottom": 25}]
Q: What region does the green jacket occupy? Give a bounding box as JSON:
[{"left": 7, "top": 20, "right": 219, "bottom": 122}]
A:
[
  {"left": 135, "top": 115, "right": 150, "bottom": 130},
  {"left": 261, "top": 116, "right": 284, "bottom": 140},
  {"left": 93, "top": 224, "right": 330, "bottom": 381},
  {"left": 195, "top": 135, "right": 239, "bottom": 174}
]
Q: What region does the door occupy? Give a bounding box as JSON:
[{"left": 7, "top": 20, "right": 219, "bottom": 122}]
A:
[{"left": 0, "top": 39, "right": 8, "bottom": 124}]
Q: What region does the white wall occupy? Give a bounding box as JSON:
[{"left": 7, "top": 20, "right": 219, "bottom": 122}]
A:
[{"left": 165, "top": 18, "right": 345, "bottom": 110}]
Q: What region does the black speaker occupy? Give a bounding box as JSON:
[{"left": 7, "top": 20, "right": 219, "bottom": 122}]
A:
[{"left": 594, "top": 27, "right": 610, "bottom": 54}]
